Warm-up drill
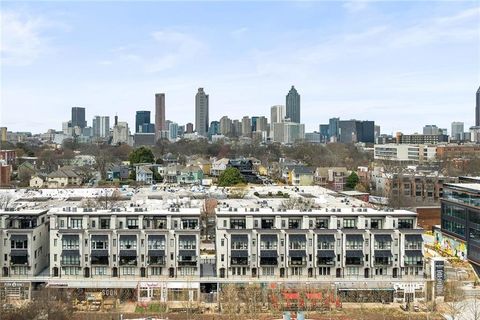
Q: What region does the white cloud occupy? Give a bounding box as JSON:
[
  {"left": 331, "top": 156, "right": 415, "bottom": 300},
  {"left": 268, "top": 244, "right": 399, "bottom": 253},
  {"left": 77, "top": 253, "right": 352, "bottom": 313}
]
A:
[{"left": 0, "top": 9, "right": 64, "bottom": 66}]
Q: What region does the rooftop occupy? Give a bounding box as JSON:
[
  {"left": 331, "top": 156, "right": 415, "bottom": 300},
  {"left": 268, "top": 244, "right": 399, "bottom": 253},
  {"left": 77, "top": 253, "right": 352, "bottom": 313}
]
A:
[{"left": 444, "top": 183, "right": 480, "bottom": 193}]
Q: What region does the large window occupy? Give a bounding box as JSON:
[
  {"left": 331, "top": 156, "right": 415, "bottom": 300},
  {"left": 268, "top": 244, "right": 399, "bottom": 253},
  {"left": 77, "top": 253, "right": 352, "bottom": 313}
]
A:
[
  {"left": 91, "top": 241, "right": 108, "bottom": 250},
  {"left": 443, "top": 205, "right": 466, "bottom": 220},
  {"left": 148, "top": 239, "right": 165, "bottom": 250},
  {"left": 343, "top": 219, "right": 356, "bottom": 229},
  {"left": 371, "top": 219, "right": 383, "bottom": 229},
  {"left": 398, "top": 219, "right": 414, "bottom": 229},
  {"left": 346, "top": 241, "right": 363, "bottom": 250},
  {"left": 62, "top": 255, "right": 80, "bottom": 265},
  {"left": 70, "top": 219, "right": 82, "bottom": 229},
  {"left": 62, "top": 239, "right": 79, "bottom": 250},
  {"left": 127, "top": 218, "right": 138, "bottom": 229},
  {"left": 316, "top": 219, "right": 328, "bottom": 229},
  {"left": 289, "top": 218, "right": 302, "bottom": 229},
  {"left": 231, "top": 241, "right": 248, "bottom": 250},
  {"left": 182, "top": 219, "right": 198, "bottom": 229},
  {"left": 289, "top": 241, "right": 306, "bottom": 250},
  {"left": 230, "top": 219, "right": 246, "bottom": 229},
  {"left": 317, "top": 241, "right": 334, "bottom": 250},
  {"left": 260, "top": 240, "right": 277, "bottom": 250},
  {"left": 404, "top": 255, "right": 423, "bottom": 266},
  {"left": 374, "top": 241, "right": 391, "bottom": 250},
  {"left": 11, "top": 240, "right": 28, "bottom": 249},
  {"left": 120, "top": 239, "right": 137, "bottom": 249},
  {"left": 441, "top": 219, "right": 466, "bottom": 237},
  {"left": 261, "top": 218, "right": 274, "bottom": 229},
  {"left": 179, "top": 240, "right": 196, "bottom": 250}
]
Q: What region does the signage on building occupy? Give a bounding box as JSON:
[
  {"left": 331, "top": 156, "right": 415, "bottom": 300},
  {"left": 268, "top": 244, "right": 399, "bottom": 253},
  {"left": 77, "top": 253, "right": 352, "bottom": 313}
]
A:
[
  {"left": 434, "top": 260, "right": 445, "bottom": 296},
  {"left": 0, "top": 282, "right": 30, "bottom": 288}
]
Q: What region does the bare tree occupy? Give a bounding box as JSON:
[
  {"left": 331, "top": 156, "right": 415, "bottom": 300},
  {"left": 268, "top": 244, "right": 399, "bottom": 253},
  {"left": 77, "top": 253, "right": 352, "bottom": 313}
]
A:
[
  {"left": 0, "top": 193, "right": 14, "bottom": 209},
  {"left": 96, "top": 189, "right": 122, "bottom": 210},
  {"left": 467, "top": 294, "right": 480, "bottom": 320},
  {"left": 444, "top": 280, "right": 466, "bottom": 320},
  {"left": 220, "top": 284, "right": 242, "bottom": 319}
]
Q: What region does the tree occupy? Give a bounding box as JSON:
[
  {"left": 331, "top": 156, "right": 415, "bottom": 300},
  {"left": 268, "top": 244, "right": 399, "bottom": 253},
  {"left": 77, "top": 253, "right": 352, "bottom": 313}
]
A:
[
  {"left": 345, "top": 171, "right": 360, "bottom": 190},
  {"left": 96, "top": 189, "right": 122, "bottom": 210},
  {"left": 128, "top": 147, "right": 155, "bottom": 164},
  {"left": 444, "top": 280, "right": 466, "bottom": 320},
  {"left": 218, "top": 167, "right": 245, "bottom": 187},
  {"left": 0, "top": 194, "right": 14, "bottom": 209}
]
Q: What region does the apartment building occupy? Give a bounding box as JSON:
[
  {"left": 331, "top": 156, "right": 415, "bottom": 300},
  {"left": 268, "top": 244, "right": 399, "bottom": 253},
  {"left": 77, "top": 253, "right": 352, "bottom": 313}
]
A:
[
  {"left": 0, "top": 209, "right": 49, "bottom": 300},
  {"left": 48, "top": 206, "right": 201, "bottom": 280},
  {"left": 215, "top": 207, "right": 424, "bottom": 282}
]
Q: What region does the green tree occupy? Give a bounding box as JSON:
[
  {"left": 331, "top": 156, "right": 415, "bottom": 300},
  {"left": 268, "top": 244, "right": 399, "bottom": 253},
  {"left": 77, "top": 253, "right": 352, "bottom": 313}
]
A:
[
  {"left": 345, "top": 171, "right": 360, "bottom": 190},
  {"left": 128, "top": 147, "right": 155, "bottom": 164},
  {"left": 218, "top": 167, "right": 245, "bottom": 187}
]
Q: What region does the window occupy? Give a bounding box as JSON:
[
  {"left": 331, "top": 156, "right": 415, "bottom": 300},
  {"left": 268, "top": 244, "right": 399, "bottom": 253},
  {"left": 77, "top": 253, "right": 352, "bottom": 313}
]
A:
[
  {"left": 374, "top": 241, "right": 392, "bottom": 250},
  {"left": 260, "top": 240, "right": 277, "bottom": 250},
  {"left": 346, "top": 267, "right": 359, "bottom": 276},
  {"left": 221, "top": 254, "right": 224, "bottom": 262},
  {"left": 11, "top": 239, "right": 28, "bottom": 249},
  {"left": 62, "top": 266, "right": 80, "bottom": 275},
  {"left": 91, "top": 240, "right": 108, "bottom": 250},
  {"left": 54, "top": 254, "right": 57, "bottom": 262},
  {"left": 54, "top": 239, "right": 57, "bottom": 247},
  {"left": 346, "top": 240, "right": 362, "bottom": 250},
  {"left": 71, "top": 219, "right": 82, "bottom": 229},
  {"left": 221, "top": 239, "right": 225, "bottom": 247},
  {"left": 120, "top": 238, "right": 137, "bottom": 249},
  {"left": 151, "top": 267, "right": 162, "bottom": 275},
  {"left": 316, "top": 219, "right": 328, "bottom": 229},
  {"left": 179, "top": 240, "right": 196, "bottom": 250},
  {"left": 122, "top": 267, "right": 135, "bottom": 275},
  {"left": 398, "top": 219, "right": 414, "bottom": 229},
  {"left": 262, "top": 267, "right": 274, "bottom": 276},
  {"left": 261, "top": 218, "right": 274, "bottom": 229},
  {"left": 62, "top": 238, "right": 79, "bottom": 250},
  {"left": 92, "top": 220, "right": 96, "bottom": 228},
  {"left": 182, "top": 219, "right": 198, "bottom": 229},
  {"left": 289, "top": 218, "right": 302, "bottom": 229},
  {"left": 223, "top": 220, "right": 227, "bottom": 228},
  {"left": 231, "top": 241, "right": 248, "bottom": 250},
  {"left": 289, "top": 240, "right": 306, "bottom": 250},
  {"left": 148, "top": 239, "right": 165, "bottom": 250},
  {"left": 371, "top": 219, "right": 382, "bottom": 229},
  {"left": 230, "top": 219, "right": 246, "bottom": 229},
  {"left": 60, "top": 220, "right": 65, "bottom": 228},
  {"left": 343, "top": 219, "right": 356, "bottom": 229},
  {"left": 94, "top": 267, "right": 107, "bottom": 275},
  {"left": 127, "top": 218, "right": 139, "bottom": 229},
  {"left": 318, "top": 267, "right": 330, "bottom": 276}
]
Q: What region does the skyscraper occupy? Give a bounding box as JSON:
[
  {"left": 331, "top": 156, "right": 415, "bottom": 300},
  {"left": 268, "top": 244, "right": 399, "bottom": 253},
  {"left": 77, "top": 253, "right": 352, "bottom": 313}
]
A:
[
  {"left": 451, "top": 122, "right": 464, "bottom": 141},
  {"left": 286, "top": 86, "right": 300, "bottom": 123},
  {"left": 155, "top": 93, "right": 166, "bottom": 140},
  {"left": 195, "top": 88, "right": 209, "bottom": 137},
  {"left": 92, "top": 116, "right": 110, "bottom": 138},
  {"left": 270, "top": 105, "right": 286, "bottom": 124},
  {"left": 476, "top": 86, "right": 480, "bottom": 127},
  {"left": 135, "top": 111, "right": 152, "bottom": 133},
  {"left": 241, "top": 116, "right": 251, "bottom": 137},
  {"left": 71, "top": 107, "right": 86, "bottom": 129}
]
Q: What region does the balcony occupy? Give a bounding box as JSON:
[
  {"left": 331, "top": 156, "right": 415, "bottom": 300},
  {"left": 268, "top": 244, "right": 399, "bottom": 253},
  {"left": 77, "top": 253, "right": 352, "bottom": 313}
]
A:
[
  {"left": 61, "top": 250, "right": 80, "bottom": 266},
  {"left": 91, "top": 250, "right": 109, "bottom": 265},
  {"left": 317, "top": 250, "right": 335, "bottom": 266},
  {"left": 178, "top": 250, "right": 197, "bottom": 266},
  {"left": 119, "top": 250, "right": 138, "bottom": 266},
  {"left": 10, "top": 250, "right": 29, "bottom": 266},
  {"left": 345, "top": 251, "right": 364, "bottom": 265},
  {"left": 148, "top": 250, "right": 166, "bottom": 265},
  {"left": 289, "top": 250, "right": 307, "bottom": 266}
]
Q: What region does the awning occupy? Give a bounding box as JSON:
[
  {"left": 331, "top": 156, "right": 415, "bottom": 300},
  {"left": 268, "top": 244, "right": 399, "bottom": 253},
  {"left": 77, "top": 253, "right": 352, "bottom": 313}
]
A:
[
  {"left": 62, "top": 234, "right": 79, "bottom": 241},
  {"left": 148, "top": 250, "right": 165, "bottom": 257},
  {"left": 231, "top": 250, "right": 248, "bottom": 258},
  {"left": 10, "top": 250, "right": 28, "bottom": 256},
  {"left": 91, "top": 235, "right": 108, "bottom": 241},
  {"left": 119, "top": 235, "right": 137, "bottom": 241},
  {"left": 345, "top": 250, "right": 364, "bottom": 258},
  {"left": 148, "top": 235, "right": 166, "bottom": 241},
  {"left": 317, "top": 250, "right": 335, "bottom": 258},
  {"left": 119, "top": 250, "right": 137, "bottom": 257},
  {"left": 405, "top": 234, "right": 423, "bottom": 242},
  {"left": 375, "top": 234, "right": 393, "bottom": 242},
  {"left": 231, "top": 234, "right": 248, "bottom": 242},
  {"left": 289, "top": 234, "right": 306, "bottom": 242},
  {"left": 318, "top": 234, "right": 335, "bottom": 242},
  {"left": 346, "top": 234, "right": 364, "bottom": 241},
  {"left": 179, "top": 250, "right": 196, "bottom": 257},
  {"left": 289, "top": 250, "right": 307, "bottom": 258},
  {"left": 91, "top": 250, "right": 109, "bottom": 257},
  {"left": 405, "top": 250, "right": 423, "bottom": 257},
  {"left": 261, "top": 234, "right": 277, "bottom": 242},
  {"left": 260, "top": 250, "right": 278, "bottom": 258},
  {"left": 61, "top": 250, "right": 80, "bottom": 257},
  {"left": 10, "top": 234, "right": 27, "bottom": 241},
  {"left": 375, "top": 250, "right": 393, "bottom": 258},
  {"left": 179, "top": 235, "right": 196, "bottom": 241}
]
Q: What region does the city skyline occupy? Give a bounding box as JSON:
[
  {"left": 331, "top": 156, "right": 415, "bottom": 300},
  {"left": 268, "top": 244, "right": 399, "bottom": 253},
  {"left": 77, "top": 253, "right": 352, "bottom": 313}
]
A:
[{"left": 1, "top": 1, "right": 479, "bottom": 134}]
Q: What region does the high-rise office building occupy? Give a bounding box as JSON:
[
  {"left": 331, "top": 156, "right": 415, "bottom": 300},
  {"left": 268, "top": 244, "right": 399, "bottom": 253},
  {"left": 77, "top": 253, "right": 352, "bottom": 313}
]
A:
[
  {"left": 208, "top": 121, "right": 220, "bottom": 138},
  {"left": 476, "top": 86, "right": 480, "bottom": 127},
  {"left": 195, "top": 88, "right": 209, "bottom": 137},
  {"left": 168, "top": 122, "right": 178, "bottom": 141},
  {"left": 219, "top": 116, "right": 232, "bottom": 136},
  {"left": 255, "top": 116, "right": 268, "bottom": 132},
  {"left": 241, "top": 116, "right": 251, "bottom": 137},
  {"left": 328, "top": 117, "right": 340, "bottom": 142},
  {"left": 286, "top": 86, "right": 300, "bottom": 123},
  {"left": 135, "top": 111, "right": 152, "bottom": 133},
  {"left": 112, "top": 121, "right": 131, "bottom": 145},
  {"left": 270, "top": 105, "right": 286, "bottom": 124},
  {"left": 186, "top": 123, "right": 194, "bottom": 134},
  {"left": 92, "top": 116, "right": 110, "bottom": 138},
  {"left": 423, "top": 125, "right": 440, "bottom": 135},
  {"left": 71, "top": 107, "right": 86, "bottom": 129},
  {"left": 232, "top": 119, "right": 242, "bottom": 137},
  {"left": 155, "top": 93, "right": 166, "bottom": 140},
  {"left": 451, "top": 122, "right": 465, "bottom": 141},
  {"left": 338, "top": 120, "right": 375, "bottom": 144}
]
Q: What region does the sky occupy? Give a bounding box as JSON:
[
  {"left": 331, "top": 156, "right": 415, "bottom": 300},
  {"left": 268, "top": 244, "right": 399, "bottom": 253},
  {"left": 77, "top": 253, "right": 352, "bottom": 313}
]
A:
[{"left": 1, "top": 1, "right": 479, "bottom": 135}]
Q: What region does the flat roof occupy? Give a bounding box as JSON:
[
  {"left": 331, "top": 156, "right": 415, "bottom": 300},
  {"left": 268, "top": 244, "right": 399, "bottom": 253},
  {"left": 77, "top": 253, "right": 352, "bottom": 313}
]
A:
[{"left": 445, "top": 183, "right": 480, "bottom": 192}]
